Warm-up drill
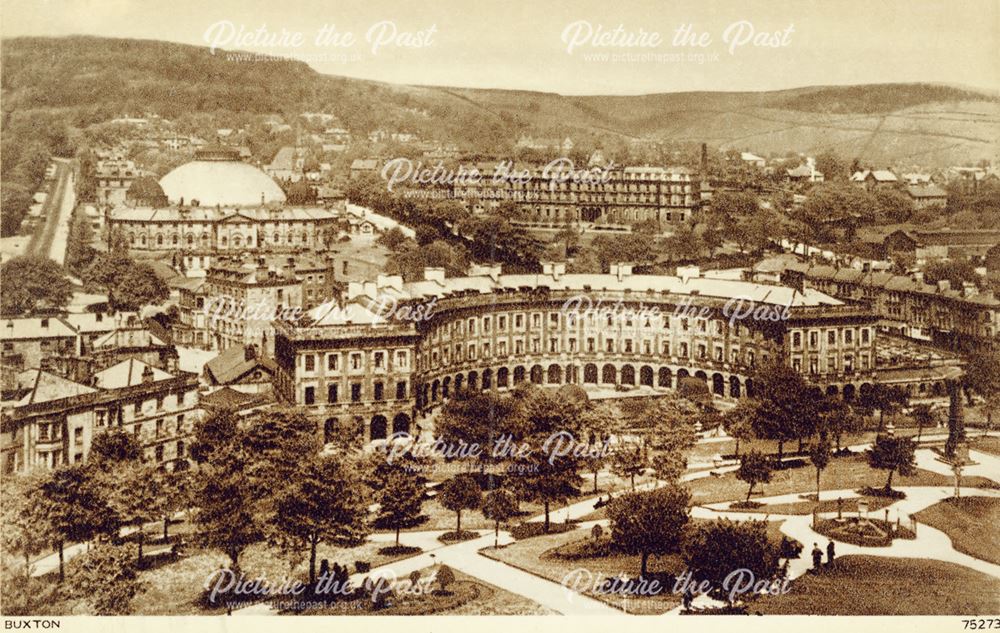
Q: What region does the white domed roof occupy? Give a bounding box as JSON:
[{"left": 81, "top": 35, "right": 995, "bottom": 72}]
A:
[{"left": 159, "top": 151, "right": 286, "bottom": 207}]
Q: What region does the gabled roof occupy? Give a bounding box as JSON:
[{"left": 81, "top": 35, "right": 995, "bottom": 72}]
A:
[
  {"left": 1, "top": 317, "right": 77, "bottom": 340},
  {"left": 93, "top": 358, "right": 173, "bottom": 389},
  {"left": 906, "top": 185, "right": 948, "bottom": 198},
  {"left": 91, "top": 326, "right": 170, "bottom": 350},
  {"left": 4, "top": 369, "right": 95, "bottom": 406},
  {"left": 851, "top": 170, "right": 898, "bottom": 182},
  {"left": 204, "top": 345, "right": 276, "bottom": 384},
  {"left": 201, "top": 386, "right": 272, "bottom": 410}
]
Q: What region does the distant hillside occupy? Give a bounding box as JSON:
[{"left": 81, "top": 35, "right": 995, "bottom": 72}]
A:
[{"left": 2, "top": 35, "right": 998, "bottom": 167}]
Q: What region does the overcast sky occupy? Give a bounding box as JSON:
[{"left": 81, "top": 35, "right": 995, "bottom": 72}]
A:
[{"left": 3, "top": 0, "right": 997, "bottom": 95}]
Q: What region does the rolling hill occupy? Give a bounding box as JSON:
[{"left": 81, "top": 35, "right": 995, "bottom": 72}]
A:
[{"left": 2, "top": 35, "right": 998, "bottom": 167}]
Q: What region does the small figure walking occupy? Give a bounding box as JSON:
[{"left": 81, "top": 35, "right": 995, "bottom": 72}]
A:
[
  {"left": 682, "top": 585, "right": 693, "bottom": 612},
  {"left": 811, "top": 542, "right": 823, "bottom": 571},
  {"left": 826, "top": 541, "right": 836, "bottom": 567}
]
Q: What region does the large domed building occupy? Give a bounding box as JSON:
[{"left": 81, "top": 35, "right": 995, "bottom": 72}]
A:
[
  {"left": 107, "top": 146, "right": 344, "bottom": 256},
  {"left": 158, "top": 146, "right": 287, "bottom": 207}
]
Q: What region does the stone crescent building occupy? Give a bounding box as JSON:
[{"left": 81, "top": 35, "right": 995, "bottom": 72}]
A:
[{"left": 272, "top": 263, "right": 962, "bottom": 444}]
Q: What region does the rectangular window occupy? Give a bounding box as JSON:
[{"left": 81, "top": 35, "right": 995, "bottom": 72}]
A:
[
  {"left": 304, "top": 386, "right": 315, "bottom": 405},
  {"left": 845, "top": 329, "right": 854, "bottom": 344},
  {"left": 374, "top": 382, "right": 384, "bottom": 401},
  {"left": 396, "top": 381, "right": 407, "bottom": 399},
  {"left": 328, "top": 384, "right": 338, "bottom": 403},
  {"left": 327, "top": 353, "right": 339, "bottom": 371},
  {"left": 351, "top": 353, "right": 362, "bottom": 370},
  {"left": 304, "top": 355, "right": 315, "bottom": 372},
  {"left": 351, "top": 383, "right": 362, "bottom": 402}
]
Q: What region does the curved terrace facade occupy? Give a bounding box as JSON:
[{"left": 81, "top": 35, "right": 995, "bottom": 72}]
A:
[{"left": 270, "top": 263, "right": 964, "bottom": 444}]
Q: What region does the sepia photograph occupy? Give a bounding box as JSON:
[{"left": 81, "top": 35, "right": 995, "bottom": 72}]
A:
[{"left": 0, "top": 0, "right": 998, "bottom": 626}]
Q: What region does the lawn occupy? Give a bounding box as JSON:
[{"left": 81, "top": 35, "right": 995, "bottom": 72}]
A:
[
  {"left": 970, "top": 436, "right": 1000, "bottom": 457},
  {"left": 752, "top": 556, "right": 1000, "bottom": 615},
  {"left": 133, "top": 537, "right": 423, "bottom": 615},
  {"left": 574, "top": 454, "right": 978, "bottom": 522},
  {"left": 482, "top": 527, "right": 680, "bottom": 614},
  {"left": 687, "top": 454, "right": 996, "bottom": 506},
  {"left": 914, "top": 497, "right": 1000, "bottom": 565},
  {"left": 481, "top": 517, "right": 794, "bottom": 615},
  {"left": 296, "top": 568, "right": 553, "bottom": 615}
]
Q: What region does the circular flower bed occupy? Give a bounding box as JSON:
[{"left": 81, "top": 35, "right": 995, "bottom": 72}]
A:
[{"left": 814, "top": 517, "right": 916, "bottom": 547}]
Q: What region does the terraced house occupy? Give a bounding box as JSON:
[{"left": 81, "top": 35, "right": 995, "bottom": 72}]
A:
[{"left": 0, "top": 359, "right": 201, "bottom": 474}]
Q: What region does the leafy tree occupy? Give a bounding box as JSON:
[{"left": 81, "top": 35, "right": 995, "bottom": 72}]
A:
[
  {"left": 482, "top": 488, "right": 519, "bottom": 547},
  {"left": 385, "top": 239, "right": 469, "bottom": 281},
  {"left": 514, "top": 389, "right": 585, "bottom": 531},
  {"left": 189, "top": 407, "right": 239, "bottom": 464},
  {"left": 39, "top": 464, "right": 120, "bottom": 582},
  {"left": 371, "top": 466, "right": 429, "bottom": 546},
  {"left": 578, "top": 402, "right": 616, "bottom": 492},
  {"left": 724, "top": 399, "right": 757, "bottom": 458},
  {"left": 750, "top": 360, "right": 818, "bottom": 460},
  {"left": 964, "top": 348, "right": 1000, "bottom": 425},
  {"left": 90, "top": 427, "right": 143, "bottom": 465},
  {"left": 83, "top": 253, "right": 169, "bottom": 310},
  {"left": 376, "top": 226, "right": 411, "bottom": 251},
  {"left": 873, "top": 188, "right": 914, "bottom": 223},
  {"left": 436, "top": 564, "right": 456, "bottom": 594},
  {"left": 0, "top": 256, "right": 72, "bottom": 315},
  {"left": 683, "top": 519, "right": 781, "bottom": 605},
  {"left": 69, "top": 543, "right": 145, "bottom": 615},
  {"left": 606, "top": 485, "right": 690, "bottom": 576},
  {"left": 736, "top": 450, "right": 773, "bottom": 502},
  {"left": 860, "top": 384, "right": 909, "bottom": 432},
  {"left": 436, "top": 390, "right": 525, "bottom": 470},
  {"left": 814, "top": 150, "right": 846, "bottom": 182},
  {"left": 866, "top": 435, "right": 917, "bottom": 493},
  {"left": 809, "top": 438, "right": 832, "bottom": 501},
  {"left": 193, "top": 440, "right": 261, "bottom": 572},
  {"left": 271, "top": 454, "right": 370, "bottom": 585},
  {"left": 911, "top": 403, "right": 935, "bottom": 443},
  {"left": 65, "top": 211, "right": 97, "bottom": 275},
  {"left": 611, "top": 441, "right": 647, "bottom": 490},
  {"left": 438, "top": 474, "right": 482, "bottom": 534},
  {"left": 591, "top": 232, "right": 657, "bottom": 269},
  {"left": 89, "top": 428, "right": 175, "bottom": 560},
  {"left": 817, "top": 398, "right": 865, "bottom": 452},
  {"left": 242, "top": 408, "right": 322, "bottom": 526},
  {"left": 156, "top": 468, "right": 193, "bottom": 540},
  {"left": 1, "top": 472, "right": 54, "bottom": 585}
]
